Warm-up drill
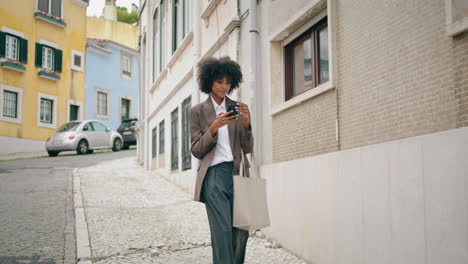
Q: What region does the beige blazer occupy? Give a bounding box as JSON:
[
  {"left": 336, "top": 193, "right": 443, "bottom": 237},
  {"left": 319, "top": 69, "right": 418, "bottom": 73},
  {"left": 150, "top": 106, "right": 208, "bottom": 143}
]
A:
[{"left": 189, "top": 96, "right": 254, "bottom": 202}]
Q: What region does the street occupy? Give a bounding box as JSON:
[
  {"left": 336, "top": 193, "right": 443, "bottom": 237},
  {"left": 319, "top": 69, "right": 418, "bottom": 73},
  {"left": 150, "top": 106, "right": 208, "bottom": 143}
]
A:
[{"left": 0, "top": 149, "right": 136, "bottom": 264}]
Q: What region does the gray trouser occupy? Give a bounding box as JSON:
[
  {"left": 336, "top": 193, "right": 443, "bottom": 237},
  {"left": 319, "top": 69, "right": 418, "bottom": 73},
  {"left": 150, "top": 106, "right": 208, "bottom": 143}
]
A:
[{"left": 201, "top": 162, "right": 249, "bottom": 264}]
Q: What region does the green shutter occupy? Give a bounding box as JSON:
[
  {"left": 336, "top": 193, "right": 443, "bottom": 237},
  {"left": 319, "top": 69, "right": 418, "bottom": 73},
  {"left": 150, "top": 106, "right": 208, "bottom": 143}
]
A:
[
  {"left": 0, "top": 32, "right": 5, "bottom": 58},
  {"left": 19, "top": 38, "right": 28, "bottom": 64},
  {"left": 54, "top": 49, "right": 62, "bottom": 73},
  {"left": 35, "top": 43, "right": 43, "bottom": 68}
]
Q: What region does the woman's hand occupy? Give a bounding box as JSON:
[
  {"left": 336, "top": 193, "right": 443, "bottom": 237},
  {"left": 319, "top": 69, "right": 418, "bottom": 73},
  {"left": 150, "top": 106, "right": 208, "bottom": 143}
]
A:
[
  {"left": 237, "top": 103, "right": 251, "bottom": 129},
  {"left": 209, "top": 111, "right": 238, "bottom": 136}
]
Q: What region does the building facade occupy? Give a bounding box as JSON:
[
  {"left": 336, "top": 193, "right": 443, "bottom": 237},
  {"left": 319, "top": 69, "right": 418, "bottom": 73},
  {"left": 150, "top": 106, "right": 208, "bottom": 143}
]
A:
[
  {"left": 85, "top": 5, "right": 139, "bottom": 131},
  {"left": 0, "top": 0, "right": 88, "bottom": 153},
  {"left": 140, "top": 0, "right": 468, "bottom": 263}
]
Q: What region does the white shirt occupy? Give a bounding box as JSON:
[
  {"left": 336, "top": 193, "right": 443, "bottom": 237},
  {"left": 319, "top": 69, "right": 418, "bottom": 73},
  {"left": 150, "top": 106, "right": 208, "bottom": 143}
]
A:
[{"left": 210, "top": 96, "right": 234, "bottom": 167}]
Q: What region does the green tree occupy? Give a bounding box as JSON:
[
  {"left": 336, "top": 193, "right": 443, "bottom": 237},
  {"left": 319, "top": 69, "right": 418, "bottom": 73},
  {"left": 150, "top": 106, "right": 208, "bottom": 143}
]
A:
[{"left": 116, "top": 6, "right": 139, "bottom": 25}]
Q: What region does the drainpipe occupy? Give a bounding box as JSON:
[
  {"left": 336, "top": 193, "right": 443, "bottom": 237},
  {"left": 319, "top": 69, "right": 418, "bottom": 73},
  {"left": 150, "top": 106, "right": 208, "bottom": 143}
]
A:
[
  {"left": 248, "top": 0, "right": 261, "bottom": 170},
  {"left": 191, "top": 0, "right": 201, "bottom": 172}
]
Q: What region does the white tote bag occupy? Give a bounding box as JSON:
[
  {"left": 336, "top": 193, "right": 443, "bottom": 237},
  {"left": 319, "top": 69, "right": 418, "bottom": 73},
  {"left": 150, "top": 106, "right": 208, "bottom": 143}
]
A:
[{"left": 233, "top": 151, "right": 270, "bottom": 231}]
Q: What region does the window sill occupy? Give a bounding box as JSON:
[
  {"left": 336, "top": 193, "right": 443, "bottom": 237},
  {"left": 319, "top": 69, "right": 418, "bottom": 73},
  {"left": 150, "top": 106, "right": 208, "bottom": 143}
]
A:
[
  {"left": 38, "top": 69, "right": 61, "bottom": 81},
  {"left": 201, "top": 0, "right": 221, "bottom": 20},
  {"left": 167, "top": 31, "right": 193, "bottom": 69},
  {"left": 38, "top": 122, "right": 56, "bottom": 129},
  {"left": 150, "top": 68, "right": 168, "bottom": 94},
  {"left": 95, "top": 114, "right": 110, "bottom": 120},
  {"left": 0, "top": 116, "right": 22, "bottom": 124},
  {"left": 446, "top": 16, "right": 468, "bottom": 37},
  {"left": 1, "top": 59, "right": 26, "bottom": 72},
  {"left": 71, "top": 0, "right": 89, "bottom": 8},
  {"left": 34, "top": 11, "right": 66, "bottom": 28},
  {"left": 271, "top": 81, "right": 335, "bottom": 116}
]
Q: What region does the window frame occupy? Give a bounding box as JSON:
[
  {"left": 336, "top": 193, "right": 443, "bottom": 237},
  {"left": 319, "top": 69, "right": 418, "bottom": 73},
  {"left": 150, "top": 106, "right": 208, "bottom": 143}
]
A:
[
  {"left": 95, "top": 88, "right": 110, "bottom": 120},
  {"left": 121, "top": 52, "right": 132, "bottom": 79},
  {"left": 152, "top": 7, "right": 159, "bottom": 82},
  {"left": 42, "top": 46, "right": 54, "bottom": 70},
  {"left": 37, "top": 0, "right": 63, "bottom": 18},
  {"left": 181, "top": 96, "right": 191, "bottom": 170},
  {"left": 0, "top": 84, "right": 23, "bottom": 124},
  {"left": 159, "top": 0, "right": 166, "bottom": 71},
  {"left": 71, "top": 49, "right": 84, "bottom": 72},
  {"left": 37, "top": 92, "right": 57, "bottom": 129},
  {"left": 152, "top": 126, "right": 158, "bottom": 158},
  {"left": 5, "top": 35, "right": 19, "bottom": 61},
  {"left": 171, "top": 107, "right": 179, "bottom": 171},
  {"left": 159, "top": 120, "right": 165, "bottom": 154},
  {"left": 284, "top": 17, "right": 328, "bottom": 101}
]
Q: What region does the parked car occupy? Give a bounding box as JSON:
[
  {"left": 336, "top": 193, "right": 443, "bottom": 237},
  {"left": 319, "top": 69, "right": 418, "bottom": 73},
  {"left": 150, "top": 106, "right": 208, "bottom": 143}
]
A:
[
  {"left": 117, "top": 118, "right": 138, "bottom": 149},
  {"left": 45, "top": 120, "right": 123, "bottom": 157}
]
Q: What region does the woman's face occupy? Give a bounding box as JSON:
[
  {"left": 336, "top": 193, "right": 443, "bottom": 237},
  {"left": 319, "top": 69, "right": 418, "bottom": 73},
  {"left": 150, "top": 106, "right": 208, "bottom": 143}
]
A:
[{"left": 211, "top": 76, "right": 231, "bottom": 102}]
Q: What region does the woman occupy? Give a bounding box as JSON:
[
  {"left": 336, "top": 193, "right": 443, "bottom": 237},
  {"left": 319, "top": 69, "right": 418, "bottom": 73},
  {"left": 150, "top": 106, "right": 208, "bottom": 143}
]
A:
[{"left": 189, "top": 56, "right": 253, "bottom": 264}]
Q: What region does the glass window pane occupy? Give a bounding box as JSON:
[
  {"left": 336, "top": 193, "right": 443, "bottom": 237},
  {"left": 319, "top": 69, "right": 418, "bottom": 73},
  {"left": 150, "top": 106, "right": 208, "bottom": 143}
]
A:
[
  {"left": 293, "top": 37, "right": 312, "bottom": 96},
  {"left": 3, "top": 91, "right": 18, "bottom": 118},
  {"left": 51, "top": 0, "right": 61, "bottom": 17},
  {"left": 159, "top": 120, "right": 165, "bottom": 154},
  {"left": 92, "top": 122, "right": 107, "bottom": 132},
  {"left": 40, "top": 99, "right": 52, "bottom": 123},
  {"left": 318, "top": 26, "right": 329, "bottom": 83},
  {"left": 38, "top": 0, "right": 49, "bottom": 13}
]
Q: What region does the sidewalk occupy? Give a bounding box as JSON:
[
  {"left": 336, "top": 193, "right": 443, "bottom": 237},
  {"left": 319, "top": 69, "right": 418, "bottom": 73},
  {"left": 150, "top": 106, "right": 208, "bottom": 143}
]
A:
[{"left": 74, "top": 157, "right": 306, "bottom": 264}]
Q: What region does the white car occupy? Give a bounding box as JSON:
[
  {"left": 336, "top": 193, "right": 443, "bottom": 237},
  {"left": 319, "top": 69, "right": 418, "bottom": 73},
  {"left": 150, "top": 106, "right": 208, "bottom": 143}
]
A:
[{"left": 45, "top": 120, "right": 123, "bottom": 157}]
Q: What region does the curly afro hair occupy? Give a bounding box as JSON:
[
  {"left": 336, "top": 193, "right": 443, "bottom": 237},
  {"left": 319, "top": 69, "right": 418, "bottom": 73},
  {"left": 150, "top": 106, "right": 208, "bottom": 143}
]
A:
[{"left": 197, "top": 56, "right": 243, "bottom": 94}]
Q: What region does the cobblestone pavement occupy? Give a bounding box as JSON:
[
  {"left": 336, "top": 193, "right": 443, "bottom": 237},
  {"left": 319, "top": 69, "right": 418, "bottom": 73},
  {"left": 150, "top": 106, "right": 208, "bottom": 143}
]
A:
[
  {"left": 77, "top": 157, "right": 306, "bottom": 264},
  {"left": 0, "top": 148, "right": 135, "bottom": 264}
]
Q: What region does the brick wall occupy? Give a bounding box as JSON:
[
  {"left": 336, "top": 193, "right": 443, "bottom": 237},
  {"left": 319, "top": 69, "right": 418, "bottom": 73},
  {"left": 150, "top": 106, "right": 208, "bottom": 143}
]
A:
[
  {"left": 336, "top": 0, "right": 458, "bottom": 150},
  {"left": 272, "top": 90, "right": 338, "bottom": 162},
  {"left": 454, "top": 32, "right": 468, "bottom": 127}
]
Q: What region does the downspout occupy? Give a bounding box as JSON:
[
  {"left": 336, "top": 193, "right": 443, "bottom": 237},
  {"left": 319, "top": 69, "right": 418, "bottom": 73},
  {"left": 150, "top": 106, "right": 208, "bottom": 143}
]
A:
[
  {"left": 145, "top": 1, "right": 151, "bottom": 169},
  {"left": 248, "top": 0, "right": 261, "bottom": 168},
  {"left": 191, "top": 0, "right": 201, "bottom": 172}
]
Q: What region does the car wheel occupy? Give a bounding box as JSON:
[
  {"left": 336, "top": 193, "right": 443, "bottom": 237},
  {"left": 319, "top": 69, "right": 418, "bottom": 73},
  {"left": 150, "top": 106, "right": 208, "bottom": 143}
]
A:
[
  {"left": 87, "top": 149, "right": 94, "bottom": 154},
  {"left": 122, "top": 144, "right": 130, "bottom": 150},
  {"left": 48, "top": 151, "right": 59, "bottom": 157},
  {"left": 112, "top": 138, "right": 122, "bottom": 152},
  {"left": 77, "top": 140, "right": 89, "bottom": 155}
]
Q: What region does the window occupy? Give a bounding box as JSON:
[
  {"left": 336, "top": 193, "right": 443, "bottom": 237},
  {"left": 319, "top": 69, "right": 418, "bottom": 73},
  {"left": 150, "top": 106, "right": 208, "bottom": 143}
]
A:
[
  {"left": 153, "top": 8, "right": 159, "bottom": 81},
  {"left": 92, "top": 121, "right": 108, "bottom": 132},
  {"left": 69, "top": 104, "right": 79, "bottom": 121},
  {"left": 285, "top": 18, "right": 328, "bottom": 100},
  {"left": 71, "top": 50, "right": 84, "bottom": 71},
  {"left": 43, "top": 46, "right": 54, "bottom": 70},
  {"left": 0, "top": 85, "right": 22, "bottom": 123},
  {"left": 159, "top": 120, "right": 165, "bottom": 154},
  {"left": 0, "top": 31, "right": 28, "bottom": 64},
  {"left": 121, "top": 98, "right": 130, "bottom": 122},
  {"left": 3, "top": 90, "right": 18, "bottom": 118},
  {"left": 40, "top": 98, "right": 53, "bottom": 123},
  {"left": 38, "top": 0, "right": 62, "bottom": 17},
  {"left": 5, "top": 35, "right": 18, "bottom": 61},
  {"left": 160, "top": 0, "right": 166, "bottom": 70},
  {"left": 35, "top": 43, "right": 62, "bottom": 73},
  {"left": 183, "top": 0, "right": 190, "bottom": 36},
  {"left": 83, "top": 122, "right": 94, "bottom": 131},
  {"left": 181, "top": 96, "right": 191, "bottom": 170},
  {"left": 97, "top": 91, "right": 108, "bottom": 116},
  {"left": 121, "top": 52, "right": 132, "bottom": 78},
  {"left": 152, "top": 126, "right": 157, "bottom": 158},
  {"left": 171, "top": 108, "right": 179, "bottom": 171},
  {"left": 172, "top": 0, "right": 183, "bottom": 53}
]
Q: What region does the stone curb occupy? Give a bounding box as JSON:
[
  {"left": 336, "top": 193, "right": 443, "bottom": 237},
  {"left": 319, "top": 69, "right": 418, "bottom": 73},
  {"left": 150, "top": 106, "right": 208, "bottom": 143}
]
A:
[{"left": 73, "top": 168, "right": 93, "bottom": 264}]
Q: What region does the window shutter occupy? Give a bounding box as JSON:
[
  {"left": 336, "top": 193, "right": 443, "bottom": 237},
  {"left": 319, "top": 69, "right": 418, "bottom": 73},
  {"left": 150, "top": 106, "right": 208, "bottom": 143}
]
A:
[
  {"left": 54, "top": 49, "right": 62, "bottom": 73},
  {"left": 0, "top": 32, "right": 5, "bottom": 58},
  {"left": 19, "top": 38, "right": 28, "bottom": 64},
  {"left": 35, "top": 43, "right": 43, "bottom": 67}
]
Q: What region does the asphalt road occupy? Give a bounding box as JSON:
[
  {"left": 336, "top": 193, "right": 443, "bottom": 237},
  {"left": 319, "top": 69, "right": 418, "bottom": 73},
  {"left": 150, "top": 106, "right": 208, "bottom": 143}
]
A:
[{"left": 0, "top": 148, "right": 137, "bottom": 264}]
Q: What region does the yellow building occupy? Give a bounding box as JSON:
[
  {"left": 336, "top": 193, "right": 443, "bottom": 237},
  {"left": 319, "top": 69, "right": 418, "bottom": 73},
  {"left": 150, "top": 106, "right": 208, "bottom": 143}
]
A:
[{"left": 0, "top": 0, "right": 88, "bottom": 146}]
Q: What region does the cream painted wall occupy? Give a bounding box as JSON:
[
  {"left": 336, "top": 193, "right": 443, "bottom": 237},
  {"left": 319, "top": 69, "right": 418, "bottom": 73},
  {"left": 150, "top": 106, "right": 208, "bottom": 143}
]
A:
[{"left": 262, "top": 126, "right": 468, "bottom": 264}]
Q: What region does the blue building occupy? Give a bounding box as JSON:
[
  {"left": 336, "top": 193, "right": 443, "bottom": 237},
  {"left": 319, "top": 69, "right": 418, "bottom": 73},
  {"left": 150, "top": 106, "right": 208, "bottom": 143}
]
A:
[{"left": 85, "top": 37, "right": 139, "bottom": 130}]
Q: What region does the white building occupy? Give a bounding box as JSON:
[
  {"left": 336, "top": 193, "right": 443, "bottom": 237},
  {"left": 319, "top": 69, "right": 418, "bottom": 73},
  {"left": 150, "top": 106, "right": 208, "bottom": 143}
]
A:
[{"left": 139, "top": 0, "right": 468, "bottom": 263}]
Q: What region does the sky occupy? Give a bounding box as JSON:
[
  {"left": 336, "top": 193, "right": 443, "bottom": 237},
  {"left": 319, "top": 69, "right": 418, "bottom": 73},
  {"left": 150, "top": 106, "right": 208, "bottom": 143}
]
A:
[{"left": 86, "top": 0, "right": 140, "bottom": 17}]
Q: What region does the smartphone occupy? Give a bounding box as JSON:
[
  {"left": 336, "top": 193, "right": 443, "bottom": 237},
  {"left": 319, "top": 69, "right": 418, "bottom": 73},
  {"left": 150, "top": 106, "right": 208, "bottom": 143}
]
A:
[{"left": 226, "top": 104, "right": 239, "bottom": 117}]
